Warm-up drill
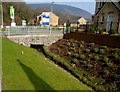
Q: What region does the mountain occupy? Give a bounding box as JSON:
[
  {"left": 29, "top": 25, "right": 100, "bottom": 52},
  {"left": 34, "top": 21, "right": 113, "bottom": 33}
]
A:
[{"left": 28, "top": 3, "right": 92, "bottom": 20}]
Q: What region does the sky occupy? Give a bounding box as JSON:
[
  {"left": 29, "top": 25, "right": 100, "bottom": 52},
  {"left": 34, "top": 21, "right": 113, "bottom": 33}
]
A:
[{"left": 24, "top": 0, "right": 96, "bottom": 14}]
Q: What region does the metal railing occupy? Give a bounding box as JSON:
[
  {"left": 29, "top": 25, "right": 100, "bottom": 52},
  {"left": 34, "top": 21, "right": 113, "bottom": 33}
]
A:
[{"left": 6, "top": 26, "right": 66, "bottom": 36}]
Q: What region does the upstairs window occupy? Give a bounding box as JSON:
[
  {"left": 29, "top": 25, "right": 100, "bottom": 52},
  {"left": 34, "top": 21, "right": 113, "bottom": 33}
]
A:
[{"left": 101, "top": 14, "right": 105, "bottom": 24}]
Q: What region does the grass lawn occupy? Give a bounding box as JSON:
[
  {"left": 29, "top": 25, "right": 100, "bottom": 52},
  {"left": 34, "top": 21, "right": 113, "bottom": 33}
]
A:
[{"left": 2, "top": 38, "right": 92, "bottom": 90}]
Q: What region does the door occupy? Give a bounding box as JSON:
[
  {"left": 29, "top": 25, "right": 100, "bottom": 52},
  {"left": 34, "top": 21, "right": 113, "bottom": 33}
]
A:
[{"left": 106, "top": 13, "right": 113, "bottom": 32}]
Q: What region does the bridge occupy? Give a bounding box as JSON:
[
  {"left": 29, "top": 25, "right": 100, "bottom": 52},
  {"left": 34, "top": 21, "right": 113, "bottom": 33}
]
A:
[{"left": 1, "top": 26, "right": 67, "bottom": 46}]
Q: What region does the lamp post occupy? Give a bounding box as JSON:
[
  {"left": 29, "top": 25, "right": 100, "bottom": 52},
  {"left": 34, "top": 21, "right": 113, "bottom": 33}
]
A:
[
  {"left": 0, "top": 1, "right": 3, "bottom": 28},
  {"left": 51, "top": 2, "right": 54, "bottom": 13}
]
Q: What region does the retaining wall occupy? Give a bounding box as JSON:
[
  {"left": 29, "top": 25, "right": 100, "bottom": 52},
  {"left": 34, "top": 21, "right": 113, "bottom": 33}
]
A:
[{"left": 64, "top": 32, "right": 120, "bottom": 48}]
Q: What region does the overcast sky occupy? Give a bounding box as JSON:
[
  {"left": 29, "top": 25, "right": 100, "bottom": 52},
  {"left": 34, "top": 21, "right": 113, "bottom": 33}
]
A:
[{"left": 24, "top": 0, "right": 96, "bottom": 14}]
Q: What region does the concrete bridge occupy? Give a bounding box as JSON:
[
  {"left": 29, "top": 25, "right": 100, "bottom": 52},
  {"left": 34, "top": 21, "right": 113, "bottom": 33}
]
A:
[{"left": 7, "top": 34, "right": 63, "bottom": 46}]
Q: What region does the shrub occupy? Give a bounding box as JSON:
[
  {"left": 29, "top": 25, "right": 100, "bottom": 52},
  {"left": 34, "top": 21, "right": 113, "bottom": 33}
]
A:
[
  {"left": 2, "top": 27, "right": 6, "bottom": 31},
  {"left": 73, "top": 54, "right": 79, "bottom": 58},
  {"left": 81, "top": 61, "right": 87, "bottom": 64},
  {"left": 112, "top": 54, "right": 119, "bottom": 59},
  {"left": 81, "top": 41, "right": 85, "bottom": 44},
  {"left": 88, "top": 28, "right": 96, "bottom": 33},
  {"left": 111, "top": 75, "right": 120, "bottom": 81},
  {"left": 100, "top": 46, "right": 107, "bottom": 49},
  {"left": 93, "top": 48, "right": 99, "bottom": 53},
  {"left": 88, "top": 54, "right": 93, "bottom": 58},
  {"left": 108, "top": 29, "right": 117, "bottom": 34},
  {"left": 79, "top": 55, "right": 85, "bottom": 59},
  {"left": 101, "top": 70, "right": 109, "bottom": 75},
  {"left": 71, "top": 59, "right": 78, "bottom": 64},
  {"left": 67, "top": 52, "right": 71, "bottom": 56},
  {"left": 87, "top": 59, "right": 91, "bottom": 62},
  {"left": 103, "top": 57, "right": 109, "bottom": 62},
  {"left": 113, "top": 48, "right": 120, "bottom": 53},
  {"left": 106, "top": 62, "right": 113, "bottom": 67},
  {"left": 97, "top": 27, "right": 104, "bottom": 34},
  {"left": 99, "top": 49, "right": 105, "bottom": 54},
  {"left": 94, "top": 56, "right": 99, "bottom": 61},
  {"left": 89, "top": 43, "right": 95, "bottom": 47},
  {"left": 86, "top": 64, "right": 93, "bottom": 68},
  {"left": 83, "top": 49, "right": 90, "bottom": 53}
]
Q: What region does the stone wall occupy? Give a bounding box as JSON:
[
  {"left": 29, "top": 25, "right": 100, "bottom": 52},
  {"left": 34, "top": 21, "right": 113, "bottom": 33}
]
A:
[{"left": 7, "top": 34, "right": 63, "bottom": 47}]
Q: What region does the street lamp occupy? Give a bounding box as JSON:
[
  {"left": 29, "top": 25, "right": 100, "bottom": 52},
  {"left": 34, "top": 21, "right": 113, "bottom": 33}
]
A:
[
  {"left": 0, "top": 1, "right": 3, "bottom": 28},
  {"left": 51, "top": 2, "right": 54, "bottom": 13}
]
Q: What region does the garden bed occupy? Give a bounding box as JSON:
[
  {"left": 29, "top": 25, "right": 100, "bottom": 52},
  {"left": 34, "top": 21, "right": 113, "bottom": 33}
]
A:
[{"left": 47, "top": 39, "right": 120, "bottom": 90}]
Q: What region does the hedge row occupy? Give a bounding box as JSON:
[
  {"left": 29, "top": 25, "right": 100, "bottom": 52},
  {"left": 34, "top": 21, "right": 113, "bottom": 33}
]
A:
[{"left": 43, "top": 46, "right": 106, "bottom": 91}]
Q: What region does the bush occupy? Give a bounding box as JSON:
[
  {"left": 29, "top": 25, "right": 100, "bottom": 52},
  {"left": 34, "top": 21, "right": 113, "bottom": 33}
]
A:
[
  {"left": 111, "top": 75, "right": 120, "bottom": 81},
  {"left": 99, "top": 49, "right": 105, "bottom": 54},
  {"left": 88, "top": 43, "right": 95, "bottom": 47},
  {"left": 81, "top": 61, "right": 87, "bottom": 64},
  {"left": 94, "top": 56, "right": 99, "bottom": 61},
  {"left": 79, "top": 55, "right": 85, "bottom": 59},
  {"left": 112, "top": 54, "right": 119, "bottom": 59},
  {"left": 83, "top": 49, "right": 90, "bottom": 53},
  {"left": 101, "top": 70, "right": 109, "bottom": 75},
  {"left": 106, "top": 62, "right": 113, "bottom": 67},
  {"left": 88, "top": 54, "right": 93, "bottom": 58},
  {"left": 86, "top": 64, "right": 93, "bottom": 68},
  {"left": 113, "top": 48, "right": 120, "bottom": 53},
  {"left": 93, "top": 48, "right": 99, "bottom": 53},
  {"left": 88, "top": 28, "right": 96, "bottom": 33},
  {"left": 67, "top": 52, "right": 71, "bottom": 56},
  {"left": 100, "top": 46, "right": 107, "bottom": 49},
  {"left": 103, "top": 57, "right": 109, "bottom": 62},
  {"left": 108, "top": 29, "right": 117, "bottom": 34},
  {"left": 73, "top": 54, "right": 79, "bottom": 58},
  {"left": 2, "top": 27, "right": 6, "bottom": 31},
  {"left": 71, "top": 59, "right": 78, "bottom": 63},
  {"left": 97, "top": 27, "right": 104, "bottom": 34}
]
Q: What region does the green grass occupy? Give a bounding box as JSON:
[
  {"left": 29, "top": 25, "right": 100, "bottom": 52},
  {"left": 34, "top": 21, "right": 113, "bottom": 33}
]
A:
[{"left": 2, "top": 38, "right": 92, "bottom": 90}]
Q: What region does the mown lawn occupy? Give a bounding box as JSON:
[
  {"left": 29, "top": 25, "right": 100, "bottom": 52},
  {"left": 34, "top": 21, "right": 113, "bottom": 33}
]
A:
[{"left": 2, "top": 38, "right": 92, "bottom": 90}]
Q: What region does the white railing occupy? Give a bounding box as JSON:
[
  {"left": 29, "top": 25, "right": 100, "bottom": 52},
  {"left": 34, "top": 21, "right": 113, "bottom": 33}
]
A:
[{"left": 6, "top": 26, "right": 66, "bottom": 36}]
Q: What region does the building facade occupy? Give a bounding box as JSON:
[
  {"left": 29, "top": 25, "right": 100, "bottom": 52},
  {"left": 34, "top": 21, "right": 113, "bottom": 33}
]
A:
[
  {"left": 94, "top": 0, "right": 120, "bottom": 33},
  {"left": 36, "top": 12, "right": 59, "bottom": 27}
]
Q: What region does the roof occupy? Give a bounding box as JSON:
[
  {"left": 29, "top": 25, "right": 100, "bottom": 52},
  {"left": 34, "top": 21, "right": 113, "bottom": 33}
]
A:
[
  {"left": 96, "top": 1, "right": 120, "bottom": 15},
  {"left": 37, "top": 12, "right": 59, "bottom": 18},
  {"left": 70, "top": 17, "right": 81, "bottom": 23}
]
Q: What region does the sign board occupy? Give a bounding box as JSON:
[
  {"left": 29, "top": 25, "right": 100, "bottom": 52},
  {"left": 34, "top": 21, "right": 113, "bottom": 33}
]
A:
[
  {"left": 22, "top": 20, "right": 26, "bottom": 26},
  {"left": 10, "top": 6, "right": 14, "bottom": 20}
]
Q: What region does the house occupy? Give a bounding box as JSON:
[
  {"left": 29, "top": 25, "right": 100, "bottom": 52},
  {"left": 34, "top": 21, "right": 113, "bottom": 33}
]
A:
[
  {"left": 78, "top": 17, "right": 87, "bottom": 25},
  {"left": 64, "top": 17, "right": 87, "bottom": 27},
  {"left": 94, "top": 0, "right": 120, "bottom": 33},
  {"left": 35, "top": 12, "right": 59, "bottom": 27}
]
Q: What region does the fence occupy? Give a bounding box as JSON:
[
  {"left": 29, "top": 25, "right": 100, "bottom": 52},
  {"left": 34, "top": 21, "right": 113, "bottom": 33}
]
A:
[{"left": 6, "top": 26, "right": 67, "bottom": 36}]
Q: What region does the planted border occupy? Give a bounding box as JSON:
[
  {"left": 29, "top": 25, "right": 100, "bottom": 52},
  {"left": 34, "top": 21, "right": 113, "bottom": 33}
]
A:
[{"left": 43, "top": 46, "right": 107, "bottom": 91}]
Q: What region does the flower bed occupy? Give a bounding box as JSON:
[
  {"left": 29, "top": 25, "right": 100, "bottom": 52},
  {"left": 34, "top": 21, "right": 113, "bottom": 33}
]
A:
[{"left": 47, "top": 39, "right": 120, "bottom": 90}]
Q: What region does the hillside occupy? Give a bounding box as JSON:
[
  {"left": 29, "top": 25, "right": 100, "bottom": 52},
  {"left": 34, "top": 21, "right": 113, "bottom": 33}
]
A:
[{"left": 28, "top": 3, "right": 92, "bottom": 19}]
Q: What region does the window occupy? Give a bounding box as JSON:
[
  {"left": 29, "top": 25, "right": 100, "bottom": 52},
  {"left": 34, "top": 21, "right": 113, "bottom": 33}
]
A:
[
  {"left": 99, "top": 2, "right": 105, "bottom": 8},
  {"left": 101, "top": 15, "right": 105, "bottom": 24}
]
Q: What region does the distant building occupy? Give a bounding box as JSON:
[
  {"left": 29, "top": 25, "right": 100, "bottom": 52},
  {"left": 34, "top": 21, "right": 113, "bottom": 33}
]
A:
[
  {"left": 64, "top": 17, "right": 87, "bottom": 27},
  {"left": 36, "top": 12, "right": 59, "bottom": 27},
  {"left": 94, "top": 0, "right": 120, "bottom": 33},
  {"left": 78, "top": 17, "right": 87, "bottom": 25}
]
